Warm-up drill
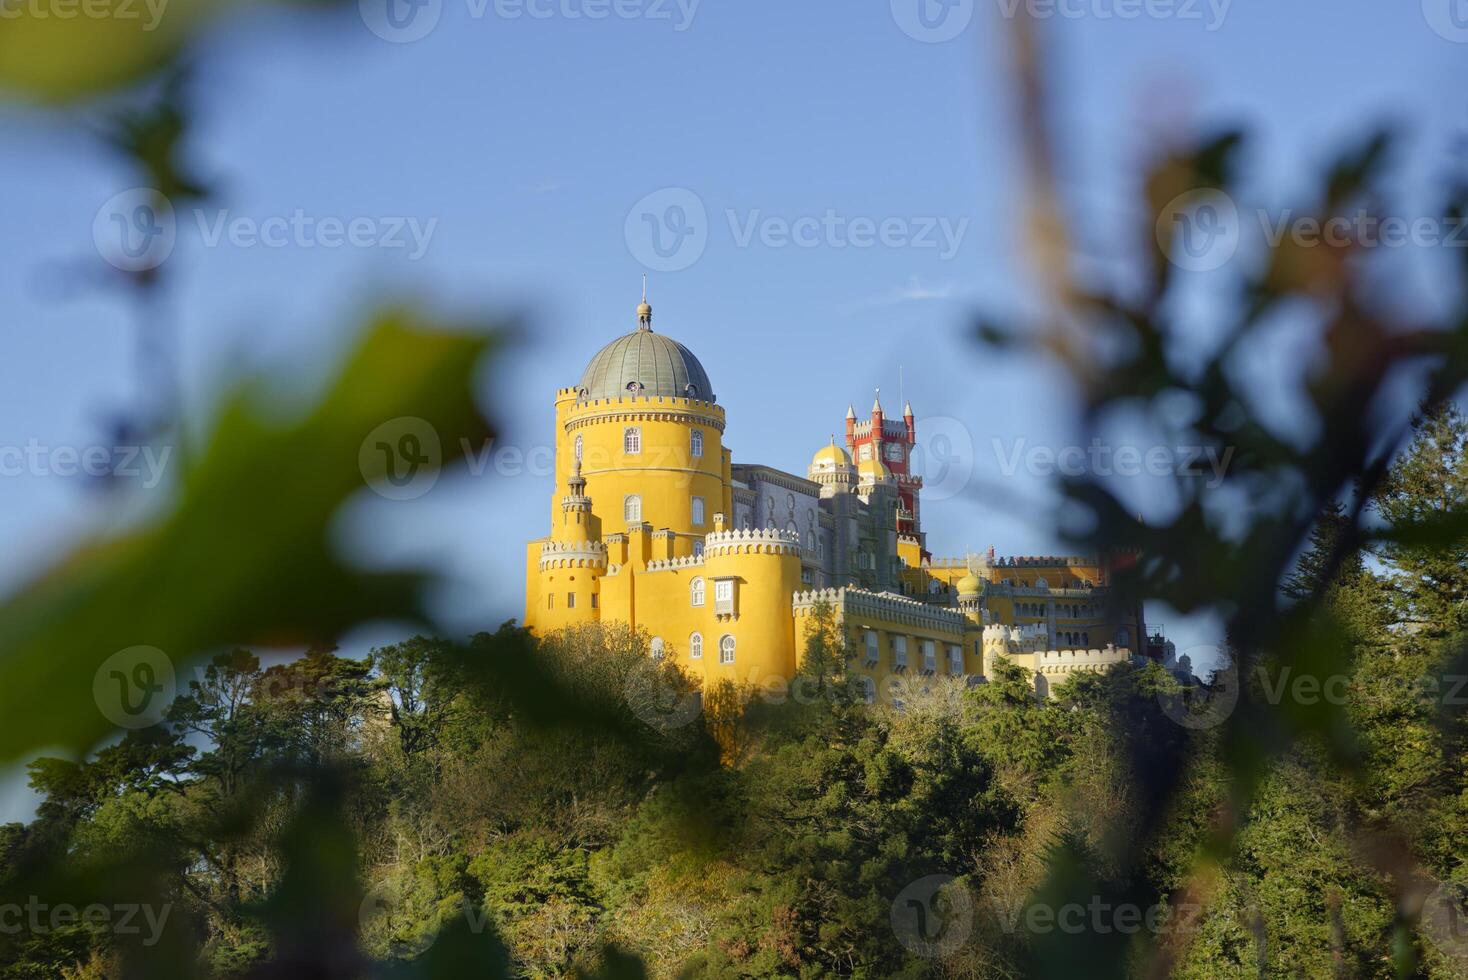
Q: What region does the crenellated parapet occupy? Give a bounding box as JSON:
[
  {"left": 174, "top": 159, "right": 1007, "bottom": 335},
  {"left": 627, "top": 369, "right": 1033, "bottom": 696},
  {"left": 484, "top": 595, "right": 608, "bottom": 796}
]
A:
[
  {"left": 559, "top": 390, "right": 727, "bottom": 433},
  {"left": 539, "top": 540, "right": 608, "bottom": 570},
  {"left": 644, "top": 554, "right": 706, "bottom": 573},
  {"left": 1035, "top": 645, "right": 1134, "bottom": 674},
  {"left": 703, "top": 527, "right": 801, "bottom": 557},
  {"left": 793, "top": 586, "right": 967, "bottom": 633}
]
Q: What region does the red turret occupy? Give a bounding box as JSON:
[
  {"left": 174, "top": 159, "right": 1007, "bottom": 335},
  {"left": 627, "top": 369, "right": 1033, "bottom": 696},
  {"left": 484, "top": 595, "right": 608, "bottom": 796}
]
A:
[{"left": 903, "top": 400, "right": 915, "bottom": 445}]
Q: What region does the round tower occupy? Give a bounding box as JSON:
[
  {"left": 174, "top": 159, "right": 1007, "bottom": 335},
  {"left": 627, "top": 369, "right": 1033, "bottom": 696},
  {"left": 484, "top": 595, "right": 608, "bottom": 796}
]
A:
[{"left": 554, "top": 297, "right": 727, "bottom": 559}]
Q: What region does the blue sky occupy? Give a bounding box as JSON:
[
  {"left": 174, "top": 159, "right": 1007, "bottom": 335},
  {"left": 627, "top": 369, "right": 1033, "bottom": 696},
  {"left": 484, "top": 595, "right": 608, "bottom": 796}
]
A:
[{"left": 1, "top": 2, "right": 1465, "bottom": 813}]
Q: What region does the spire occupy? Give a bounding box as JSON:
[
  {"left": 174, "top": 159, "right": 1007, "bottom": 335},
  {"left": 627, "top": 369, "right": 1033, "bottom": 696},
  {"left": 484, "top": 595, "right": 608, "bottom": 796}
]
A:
[
  {"left": 904, "top": 400, "right": 914, "bottom": 418},
  {"left": 845, "top": 404, "right": 856, "bottom": 420},
  {"left": 567, "top": 455, "right": 587, "bottom": 495},
  {"left": 872, "top": 387, "right": 883, "bottom": 414},
  {"left": 636, "top": 275, "right": 652, "bottom": 331}
]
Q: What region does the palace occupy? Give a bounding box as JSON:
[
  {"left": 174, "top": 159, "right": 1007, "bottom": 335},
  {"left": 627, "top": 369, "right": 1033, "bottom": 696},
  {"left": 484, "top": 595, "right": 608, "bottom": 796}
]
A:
[{"left": 524, "top": 298, "right": 1173, "bottom": 700}]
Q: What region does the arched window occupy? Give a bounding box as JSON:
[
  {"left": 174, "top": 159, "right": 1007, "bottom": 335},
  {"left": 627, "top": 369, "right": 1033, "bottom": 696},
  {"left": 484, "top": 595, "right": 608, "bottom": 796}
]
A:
[
  {"left": 624, "top": 494, "right": 642, "bottom": 523},
  {"left": 691, "top": 429, "right": 704, "bottom": 458},
  {"left": 1116, "top": 628, "right": 1130, "bottom": 648},
  {"left": 573, "top": 435, "right": 583, "bottom": 460},
  {"left": 689, "top": 633, "right": 703, "bottom": 659},
  {"left": 691, "top": 497, "right": 706, "bottom": 526},
  {"left": 861, "top": 676, "right": 876, "bottom": 705},
  {"left": 690, "top": 577, "right": 705, "bottom": 607},
  {"left": 693, "top": 540, "right": 705, "bottom": 558},
  {"left": 719, "top": 634, "right": 735, "bottom": 664},
  {"left": 650, "top": 637, "right": 664, "bottom": 660},
  {"left": 623, "top": 427, "right": 641, "bottom": 454}
]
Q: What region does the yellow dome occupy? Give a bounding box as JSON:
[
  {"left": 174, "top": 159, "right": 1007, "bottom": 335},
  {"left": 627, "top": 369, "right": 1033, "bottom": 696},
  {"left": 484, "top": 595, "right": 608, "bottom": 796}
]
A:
[
  {"left": 811, "top": 437, "right": 853, "bottom": 472},
  {"left": 956, "top": 572, "right": 983, "bottom": 596},
  {"left": 856, "top": 456, "right": 892, "bottom": 483}
]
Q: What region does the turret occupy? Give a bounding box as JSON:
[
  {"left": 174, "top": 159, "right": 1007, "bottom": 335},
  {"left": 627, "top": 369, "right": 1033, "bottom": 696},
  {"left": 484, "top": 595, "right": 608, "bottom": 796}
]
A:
[
  {"left": 558, "top": 457, "right": 600, "bottom": 543},
  {"left": 904, "top": 400, "right": 915, "bottom": 445}
]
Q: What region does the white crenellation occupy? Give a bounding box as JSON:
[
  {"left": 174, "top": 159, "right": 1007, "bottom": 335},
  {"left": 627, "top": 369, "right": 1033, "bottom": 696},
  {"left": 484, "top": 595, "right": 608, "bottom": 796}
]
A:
[{"left": 703, "top": 527, "right": 801, "bottom": 557}]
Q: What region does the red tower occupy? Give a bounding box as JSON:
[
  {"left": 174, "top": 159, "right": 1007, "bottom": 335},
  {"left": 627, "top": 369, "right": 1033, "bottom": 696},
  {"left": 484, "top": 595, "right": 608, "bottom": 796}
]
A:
[{"left": 844, "top": 390, "right": 924, "bottom": 544}]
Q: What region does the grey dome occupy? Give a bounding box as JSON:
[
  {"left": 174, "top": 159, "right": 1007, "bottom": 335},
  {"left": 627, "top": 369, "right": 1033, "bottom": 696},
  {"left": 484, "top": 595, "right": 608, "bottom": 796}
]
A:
[{"left": 578, "top": 327, "right": 714, "bottom": 402}]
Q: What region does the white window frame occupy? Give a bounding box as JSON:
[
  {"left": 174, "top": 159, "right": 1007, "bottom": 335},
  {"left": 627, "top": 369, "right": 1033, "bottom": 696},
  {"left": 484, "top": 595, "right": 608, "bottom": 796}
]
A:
[
  {"left": 690, "top": 577, "right": 705, "bottom": 607},
  {"left": 689, "top": 632, "right": 703, "bottom": 659},
  {"left": 567, "top": 592, "right": 576, "bottom": 609},
  {"left": 574, "top": 435, "right": 583, "bottom": 460},
  {"left": 922, "top": 639, "right": 936, "bottom": 675},
  {"left": 948, "top": 645, "right": 963, "bottom": 675},
  {"left": 624, "top": 426, "right": 641, "bottom": 455},
  {"left": 719, "top": 634, "right": 735, "bottom": 664},
  {"left": 715, "top": 580, "right": 733, "bottom": 602},
  {"left": 893, "top": 636, "right": 908, "bottom": 671},
  {"left": 691, "top": 496, "right": 706, "bottom": 526},
  {"left": 624, "top": 494, "right": 642, "bottom": 523},
  {"left": 651, "top": 637, "right": 664, "bottom": 660},
  {"left": 691, "top": 429, "right": 704, "bottom": 458},
  {"left": 862, "top": 676, "right": 876, "bottom": 705},
  {"left": 864, "top": 630, "right": 879, "bottom": 666}
]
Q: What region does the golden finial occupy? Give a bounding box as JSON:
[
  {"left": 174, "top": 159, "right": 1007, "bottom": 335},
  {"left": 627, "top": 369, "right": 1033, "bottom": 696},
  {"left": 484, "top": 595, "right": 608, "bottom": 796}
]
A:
[{"left": 637, "top": 274, "right": 652, "bottom": 330}]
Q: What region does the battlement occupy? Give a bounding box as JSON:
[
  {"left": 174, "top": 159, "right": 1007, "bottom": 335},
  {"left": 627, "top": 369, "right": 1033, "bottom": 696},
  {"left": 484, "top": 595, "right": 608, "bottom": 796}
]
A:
[
  {"left": 704, "top": 527, "right": 801, "bottom": 557},
  {"left": 932, "top": 554, "right": 1096, "bottom": 569},
  {"left": 539, "top": 540, "right": 608, "bottom": 570},
  {"left": 644, "top": 554, "right": 706, "bottom": 572},
  {"left": 1035, "top": 646, "right": 1133, "bottom": 674},
  {"left": 793, "top": 586, "right": 967, "bottom": 633}
]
